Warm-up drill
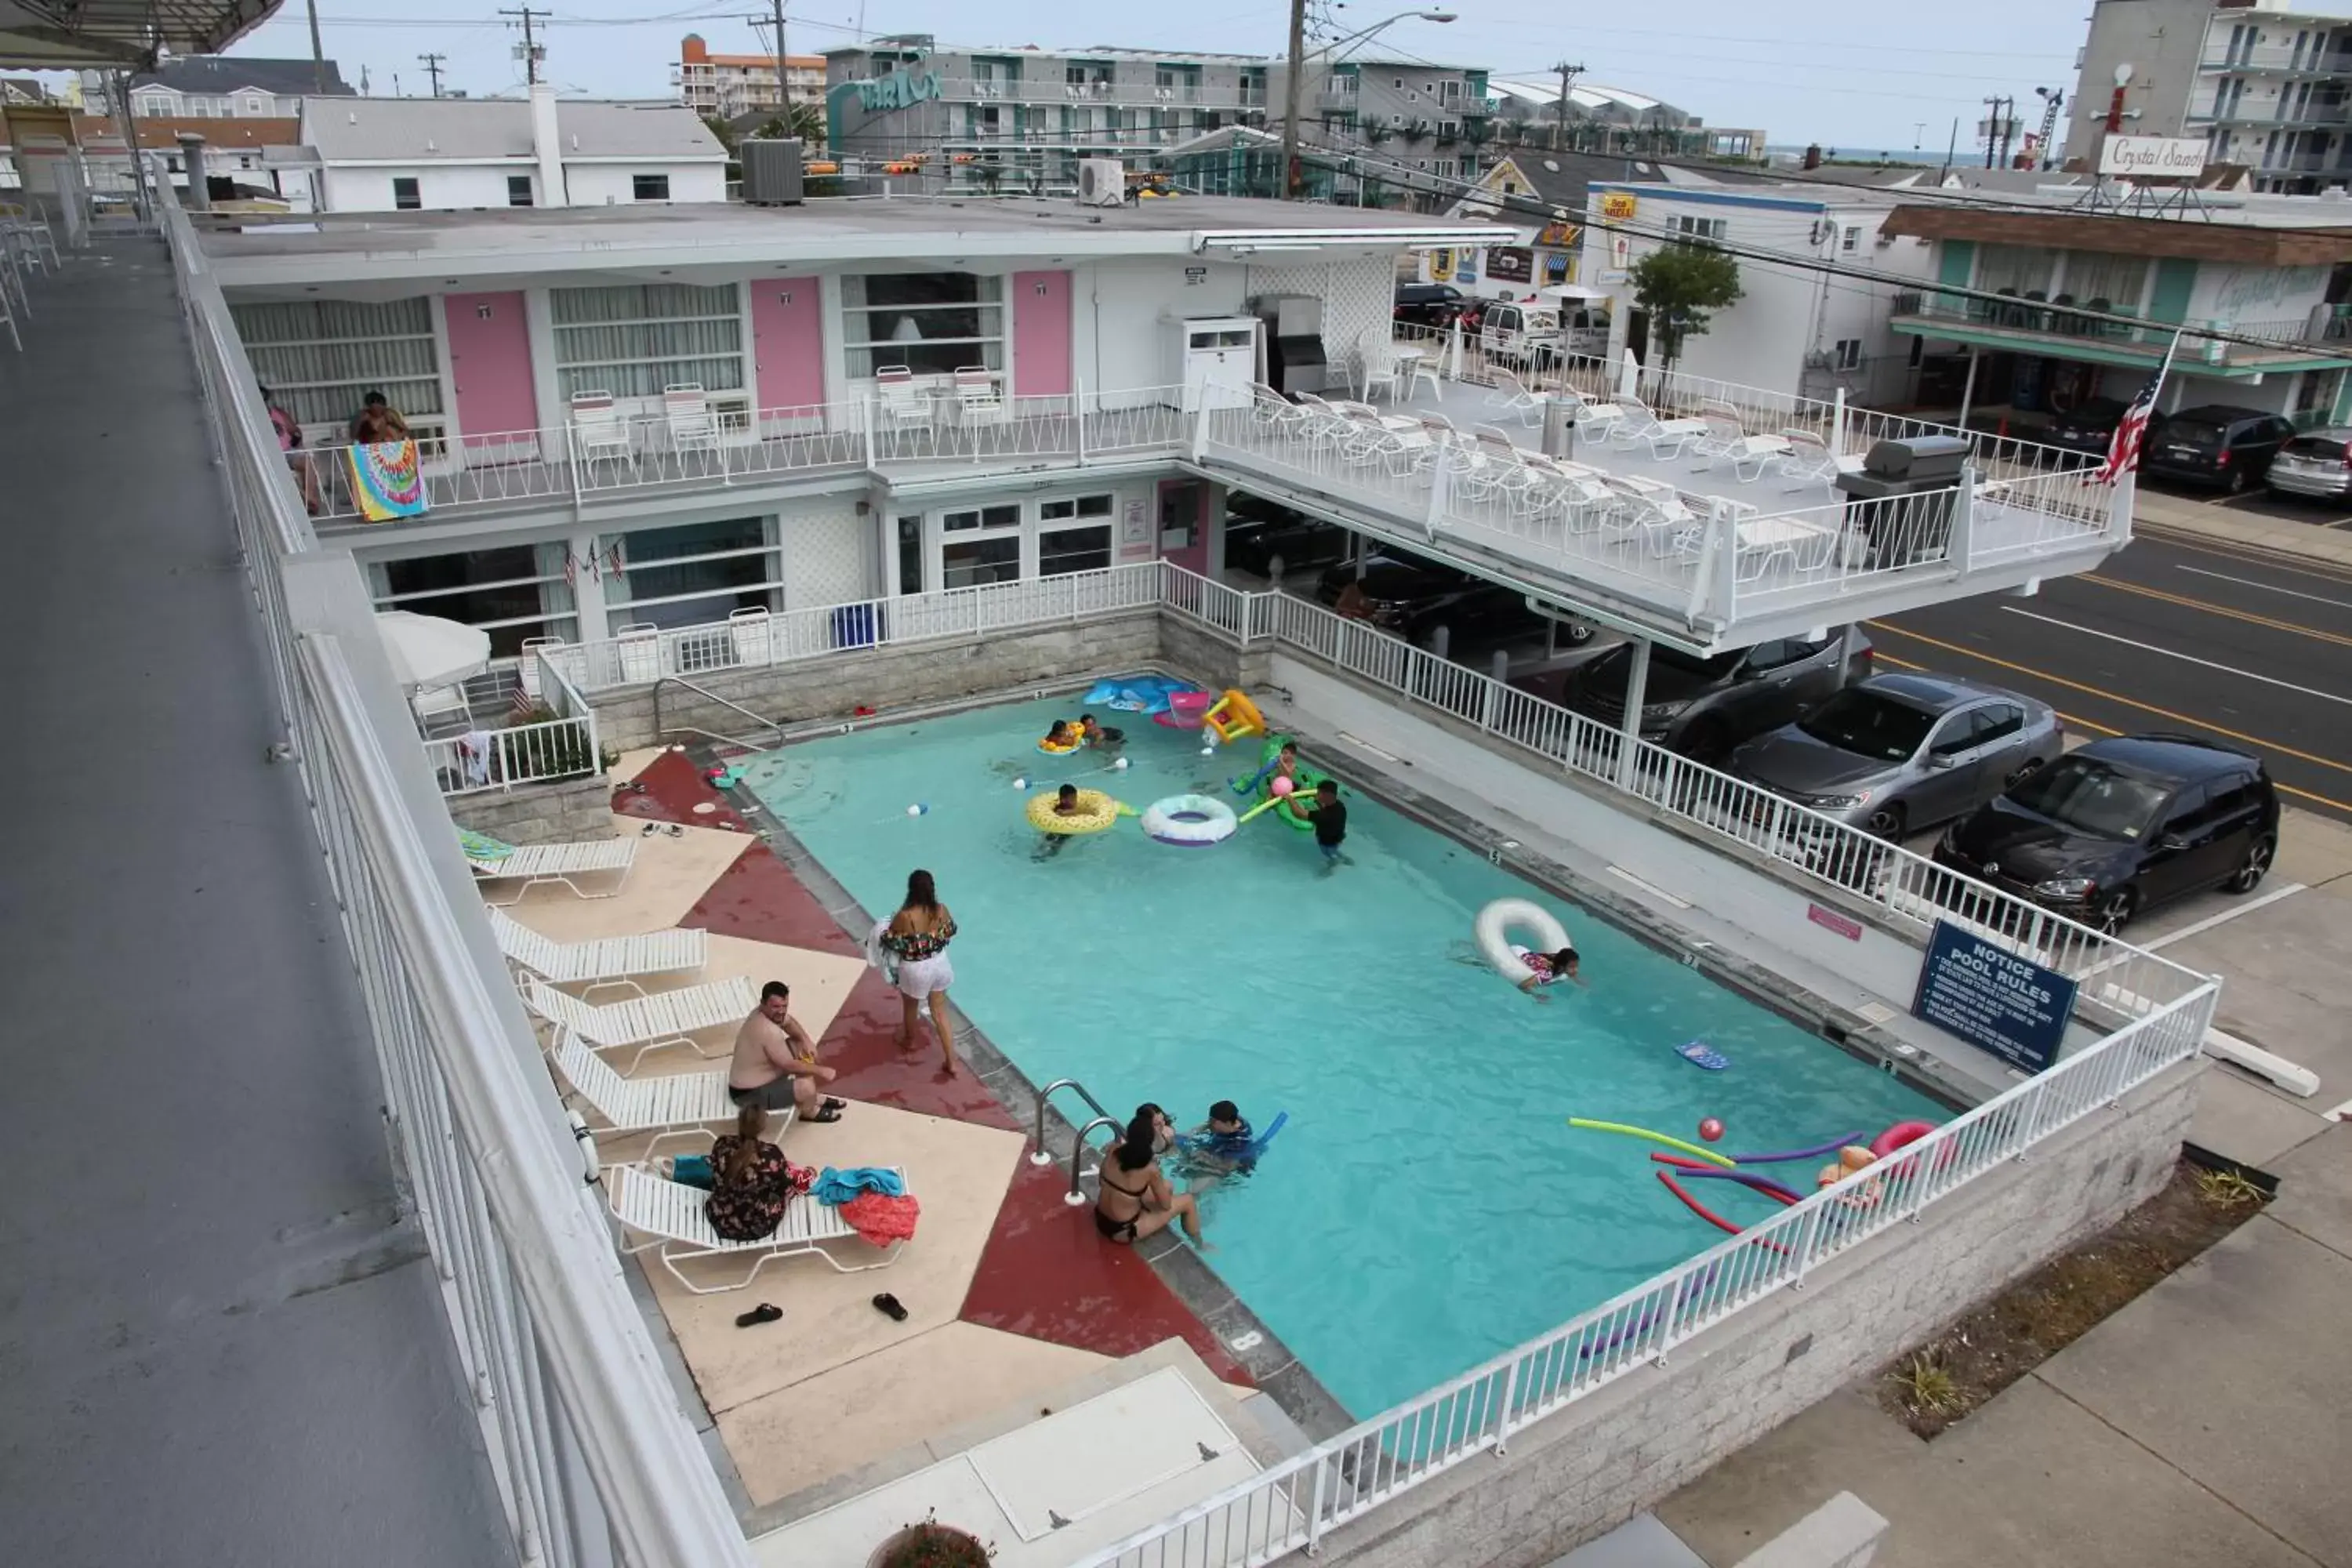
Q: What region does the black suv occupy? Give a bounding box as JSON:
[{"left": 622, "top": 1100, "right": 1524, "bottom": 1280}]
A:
[
  {"left": 1394, "top": 282, "right": 1467, "bottom": 328},
  {"left": 2143, "top": 405, "right": 2297, "bottom": 493},
  {"left": 1934, "top": 735, "right": 2278, "bottom": 933},
  {"left": 2042, "top": 396, "right": 2129, "bottom": 457},
  {"left": 1225, "top": 495, "right": 1351, "bottom": 580},
  {"left": 1561, "top": 629, "right": 1872, "bottom": 762},
  {"left": 1314, "top": 550, "right": 1565, "bottom": 651}
]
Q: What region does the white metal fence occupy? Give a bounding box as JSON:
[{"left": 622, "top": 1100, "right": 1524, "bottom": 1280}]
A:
[
  {"left": 163, "top": 185, "right": 757, "bottom": 1568},
  {"left": 425, "top": 714, "right": 602, "bottom": 797}
]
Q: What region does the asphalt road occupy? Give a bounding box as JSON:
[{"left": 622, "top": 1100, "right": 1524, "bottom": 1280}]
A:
[
  {"left": 2143, "top": 474, "right": 2352, "bottom": 532},
  {"left": 1868, "top": 529, "right": 2352, "bottom": 825}
]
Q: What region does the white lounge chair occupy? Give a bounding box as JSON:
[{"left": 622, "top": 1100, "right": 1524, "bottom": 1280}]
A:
[
  {"left": 607, "top": 1162, "right": 909, "bottom": 1292},
  {"left": 662, "top": 383, "right": 725, "bottom": 458},
  {"left": 523, "top": 975, "right": 756, "bottom": 1073},
  {"left": 487, "top": 905, "right": 707, "bottom": 994},
  {"left": 874, "top": 366, "right": 935, "bottom": 452},
  {"left": 1483, "top": 368, "right": 1545, "bottom": 427},
  {"left": 550, "top": 1028, "right": 771, "bottom": 1153},
  {"left": 568, "top": 390, "right": 634, "bottom": 471},
  {"left": 1776, "top": 428, "right": 1867, "bottom": 490},
  {"left": 466, "top": 836, "right": 637, "bottom": 905}
]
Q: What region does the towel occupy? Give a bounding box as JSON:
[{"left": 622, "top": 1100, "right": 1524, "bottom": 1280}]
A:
[
  {"left": 457, "top": 729, "right": 495, "bottom": 789},
  {"left": 837, "top": 1192, "right": 920, "bottom": 1247},
  {"left": 457, "top": 827, "right": 516, "bottom": 862},
  {"left": 346, "top": 438, "right": 430, "bottom": 521},
  {"left": 813, "top": 1166, "right": 904, "bottom": 1205}
]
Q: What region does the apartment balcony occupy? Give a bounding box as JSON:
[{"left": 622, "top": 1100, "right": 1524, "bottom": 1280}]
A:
[
  {"left": 1889, "top": 291, "right": 2352, "bottom": 369},
  {"left": 2187, "top": 91, "right": 2351, "bottom": 126},
  {"left": 2198, "top": 39, "right": 2352, "bottom": 74},
  {"left": 939, "top": 75, "right": 1261, "bottom": 110}
]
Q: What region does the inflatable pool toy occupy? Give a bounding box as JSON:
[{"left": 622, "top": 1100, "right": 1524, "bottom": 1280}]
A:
[
  {"left": 1232, "top": 738, "right": 1331, "bottom": 828},
  {"left": 1141, "top": 793, "right": 1240, "bottom": 847},
  {"left": 1657, "top": 1170, "right": 1791, "bottom": 1253},
  {"left": 1579, "top": 1264, "right": 1719, "bottom": 1360},
  {"left": 1036, "top": 732, "right": 1083, "bottom": 756},
  {"left": 1869, "top": 1120, "right": 1936, "bottom": 1160},
  {"left": 1083, "top": 675, "right": 1203, "bottom": 717},
  {"left": 1815, "top": 1145, "right": 1884, "bottom": 1208},
  {"left": 1716, "top": 1132, "right": 1867, "bottom": 1167},
  {"left": 1675, "top": 1040, "right": 1731, "bottom": 1072},
  {"left": 1566, "top": 1117, "right": 1736, "bottom": 1169},
  {"left": 1476, "top": 898, "right": 1573, "bottom": 988},
  {"left": 1203, "top": 690, "right": 1265, "bottom": 743},
  {"left": 1155, "top": 690, "right": 1217, "bottom": 730},
  {"left": 1175, "top": 1109, "right": 1288, "bottom": 1162},
  {"left": 1026, "top": 789, "right": 1129, "bottom": 836},
  {"left": 1698, "top": 1116, "right": 1725, "bottom": 1143}
]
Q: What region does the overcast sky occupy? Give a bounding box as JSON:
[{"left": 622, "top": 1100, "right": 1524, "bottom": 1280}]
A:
[{"left": 204, "top": 0, "right": 2090, "bottom": 154}]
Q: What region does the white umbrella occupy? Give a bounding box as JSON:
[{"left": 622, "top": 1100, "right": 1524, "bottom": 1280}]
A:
[{"left": 375, "top": 610, "right": 492, "bottom": 691}]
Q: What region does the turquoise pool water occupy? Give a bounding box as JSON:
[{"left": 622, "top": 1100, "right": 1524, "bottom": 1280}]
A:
[{"left": 742, "top": 695, "right": 1941, "bottom": 1418}]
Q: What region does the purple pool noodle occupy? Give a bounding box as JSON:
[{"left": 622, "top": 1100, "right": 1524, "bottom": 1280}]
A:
[
  {"left": 1577, "top": 1264, "right": 1721, "bottom": 1361},
  {"left": 1718, "top": 1131, "right": 1867, "bottom": 1166},
  {"left": 1678, "top": 1167, "right": 1806, "bottom": 1204}
]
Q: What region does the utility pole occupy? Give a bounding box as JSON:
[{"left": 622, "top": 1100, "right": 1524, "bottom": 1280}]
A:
[
  {"left": 307, "top": 0, "right": 326, "bottom": 95},
  {"left": 360, "top": 64, "right": 371, "bottom": 96},
  {"left": 418, "top": 53, "right": 446, "bottom": 98},
  {"left": 1982, "top": 95, "right": 2001, "bottom": 169},
  {"left": 771, "top": 0, "right": 791, "bottom": 125},
  {"left": 1552, "top": 60, "right": 1584, "bottom": 151},
  {"left": 499, "top": 6, "right": 551, "bottom": 87},
  {"left": 1942, "top": 115, "right": 1958, "bottom": 180},
  {"left": 1281, "top": 0, "right": 1308, "bottom": 198}
]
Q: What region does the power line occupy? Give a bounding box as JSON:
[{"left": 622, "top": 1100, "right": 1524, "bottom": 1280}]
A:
[
  {"left": 497, "top": 5, "right": 552, "bottom": 85},
  {"left": 417, "top": 51, "right": 447, "bottom": 97}
]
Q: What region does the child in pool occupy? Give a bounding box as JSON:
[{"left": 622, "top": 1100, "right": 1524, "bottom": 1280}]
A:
[
  {"left": 1514, "top": 943, "right": 1584, "bottom": 1000},
  {"left": 1272, "top": 740, "right": 1300, "bottom": 787},
  {"left": 1079, "top": 713, "right": 1125, "bottom": 749},
  {"left": 1177, "top": 1101, "right": 1257, "bottom": 1192},
  {"left": 1036, "top": 782, "right": 1083, "bottom": 858},
  {"left": 1042, "top": 719, "right": 1079, "bottom": 751}
]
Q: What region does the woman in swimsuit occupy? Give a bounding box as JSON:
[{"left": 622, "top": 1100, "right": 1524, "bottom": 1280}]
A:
[
  {"left": 1093, "top": 1105, "right": 1205, "bottom": 1249},
  {"left": 881, "top": 869, "right": 960, "bottom": 1076}
]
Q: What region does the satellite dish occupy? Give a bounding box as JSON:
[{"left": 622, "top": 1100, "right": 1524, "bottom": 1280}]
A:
[{"left": 2114, "top": 63, "right": 2135, "bottom": 87}]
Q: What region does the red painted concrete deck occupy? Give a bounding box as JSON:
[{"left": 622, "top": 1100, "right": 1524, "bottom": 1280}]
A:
[{"left": 622, "top": 752, "right": 1250, "bottom": 1386}]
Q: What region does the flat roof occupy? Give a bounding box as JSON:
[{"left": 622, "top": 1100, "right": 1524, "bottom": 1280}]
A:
[{"left": 197, "top": 193, "right": 1510, "bottom": 287}]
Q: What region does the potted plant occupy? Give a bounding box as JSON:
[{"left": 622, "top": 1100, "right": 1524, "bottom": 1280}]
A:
[{"left": 869, "top": 1512, "right": 993, "bottom": 1568}]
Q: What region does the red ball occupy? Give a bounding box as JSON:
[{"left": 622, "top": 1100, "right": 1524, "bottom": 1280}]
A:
[{"left": 1697, "top": 1117, "right": 1726, "bottom": 1143}]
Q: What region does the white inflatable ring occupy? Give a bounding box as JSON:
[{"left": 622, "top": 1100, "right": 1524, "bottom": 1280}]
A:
[
  {"left": 1141, "top": 793, "right": 1238, "bottom": 847},
  {"left": 1475, "top": 898, "right": 1571, "bottom": 986}
]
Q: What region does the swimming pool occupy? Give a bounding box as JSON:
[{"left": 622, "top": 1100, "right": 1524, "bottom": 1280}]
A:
[{"left": 743, "top": 695, "right": 1942, "bottom": 1418}]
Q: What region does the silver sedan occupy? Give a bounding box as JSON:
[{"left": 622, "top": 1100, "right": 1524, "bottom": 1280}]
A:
[
  {"left": 2265, "top": 427, "right": 2352, "bottom": 502},
  {"left": 1725, "top": 673, "right": 2064, "bottom": 840}
]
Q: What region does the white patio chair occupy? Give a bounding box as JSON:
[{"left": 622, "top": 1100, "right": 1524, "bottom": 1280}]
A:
[
  {"left": 1356, "top": 343, "right": 1405, "bottom": 403},
  {"left": 1483, "top": 368, "right": 1545, "bottom": 427},
  {"left": 949, "top": 365, "right": 1008, "bottom": 446},
  {"left": 466, "top": 835, "right": 637, "bottom": 905},
  {"left": 728, "top": 606, "right": 775, "bottom": 666},
  {"left": 873, "top": 365, "right": 935, "bottom": 452},
  {"left": 1776, "top": 428, "right": 1865, "bottom": 491},
  {"left": 487, "top": 906, "right": 708, "bottom": 995},
  {"left": 549, "top": 1029, "right": 766, "bottom": 1155},
  {"left": 1646, "top": 417, "right": 1711, "bottom": 462},
  {"left": 662, "top": 383, "right": 724, "bottom": 459},
  {"left": 1725, "top": 434, "right": 1796, "bottom": 482},
  {"left": 1601, "top": 476, "right": 1701, "bottom": 557},
  {"left": 516, "top": 636, "right": 566, "bottom": 700},
  {"left": 522, "top": 974, "right": 757, "bottom": 1074},
  {"left": 606, "top": 1162, "right": 909, "bottom": 1293},
  {"left": 1403, "top": 346, "right": 1443, "bottom": 401},
  {"left": 615, "top": 622, "right": 662, "bottom": 686},
  {"left": 1249, "top": 383, "right": 1306, "bottom": 440},
  {"left": 412, "top": 681, "right": 472, "bottom": 735},
  {"left": 1689, "top": 412, "right": 1746, "bottom": 465},
  {"left": 568, "top": 390, "right": 635, "bottom": 472},
  {"left": 1605, "top": 397, "right": 1666, "bottom": 451},
  {"left": 1461, "top": 425, "right": 1539, "bottom": 508}
]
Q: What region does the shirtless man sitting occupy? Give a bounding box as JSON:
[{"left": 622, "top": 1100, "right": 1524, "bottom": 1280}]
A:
[{"left": 727, "top": 981, "right": 844, "bottom": 1122}]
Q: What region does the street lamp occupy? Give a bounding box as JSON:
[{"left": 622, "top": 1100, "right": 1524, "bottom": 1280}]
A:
[{"left": 1283, "top": 9, "right": 1456, "bottom": 199}]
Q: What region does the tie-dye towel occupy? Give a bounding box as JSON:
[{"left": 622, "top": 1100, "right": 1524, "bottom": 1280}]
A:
[{"left": 346, "top": 439, "right": 429, "bottom": 521}]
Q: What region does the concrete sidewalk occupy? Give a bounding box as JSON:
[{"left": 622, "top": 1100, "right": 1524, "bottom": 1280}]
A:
[
  {"left": 1654, "top": 1123, "right": 2352, "bottom": 1568},
  {"left": 2130, "top": 486, "right": 2352, "bottom": 568}
]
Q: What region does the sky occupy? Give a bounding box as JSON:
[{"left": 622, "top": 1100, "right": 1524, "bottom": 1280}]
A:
[{"left": 159, "top": 0, "right": 2090, "bottom": 154}]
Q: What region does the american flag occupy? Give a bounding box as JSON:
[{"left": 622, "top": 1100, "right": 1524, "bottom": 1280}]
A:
[{"left": 2095, "top": 368, "right": 2161, "bottom": 485}]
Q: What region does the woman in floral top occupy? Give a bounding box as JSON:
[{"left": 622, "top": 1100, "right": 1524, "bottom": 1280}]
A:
[
  {"left": 882, "top": 868, "right": 961, "bottom": 1076},
  {"left": 704, "top": 1102, "right": 812, "bottom": 1243}
]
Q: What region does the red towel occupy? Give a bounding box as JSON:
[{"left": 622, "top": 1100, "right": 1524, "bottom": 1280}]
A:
[{"left": 837, "top": 1192, "right": 920, "bottom": 1246}]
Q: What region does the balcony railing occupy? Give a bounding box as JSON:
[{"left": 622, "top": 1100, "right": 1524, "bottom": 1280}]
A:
[
  {"left": 940, "top": 75, "right": 1262, "bottom": 110},
  {"left": 2199, "top": 38, "right": 2352, "bottom": 72},
  {"left": 1890, "top": 292, "right": 2352, "bottom": 358}
]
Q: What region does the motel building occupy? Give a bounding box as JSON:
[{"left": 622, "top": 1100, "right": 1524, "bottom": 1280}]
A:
[{"left": 13, "top": 143, "right": 2223, "bottom": 1568}]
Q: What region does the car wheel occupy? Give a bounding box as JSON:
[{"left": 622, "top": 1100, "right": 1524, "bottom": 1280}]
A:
[
  {"left": 1864, "top": 801, "right": 1908, "bottom": 841},
  {"left": 2225, "top": 466, "right": 2249, "bottom": 495},
  {"left": 2092, "top": 886, "right": 2139, "bottom": 935},
  {"left": 2224, "top": 834, "right": 2275, "bottom": 895}
]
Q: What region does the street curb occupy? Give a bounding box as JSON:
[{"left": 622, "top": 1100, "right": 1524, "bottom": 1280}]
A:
[{"left": 2131, "top": 499, "right": 2352, "bottom": 571}]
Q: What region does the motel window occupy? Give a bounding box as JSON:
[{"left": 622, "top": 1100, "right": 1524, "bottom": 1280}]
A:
[
  {"left": 1038, "top": 494, "right": 1115, "bottom": 576},
  {"left": 550, "top": 281, "right": 745, "bottom": 401},
  {"left": 1842, "top": 225, "right": 1861, "bottom": 252},
  {"left": 392, "top": 176, "right": 422, "bottom": 210},
  {"left": 601, "top": 516, "right": 778, "bottom": 628},
  {"left": 1834, "top": 338, "right": 1864, "bottom": 370},
  {"left": 371, "top": 543, "right": 577, "bottom": 655},
  {"left": 230, "top": 296, "right": 444, "bottom": 429},
  {"left": 507, "top": 174, "right": 534, "bottom": 206},
  {"left": 1669, "top": 215, "right": 1727, "bottom": 242},
  {"left": 2063, "top": 251, "right": 2149, "bottom": 312},
  {"left": 632, "top": 172, "right": 672, "bottom": 201},
  {"left": 938, "top": 503, "right": 1022, "bottom": 589},
  {"left": 843, "top": 271, "right": 1005, "bottom": 378}
]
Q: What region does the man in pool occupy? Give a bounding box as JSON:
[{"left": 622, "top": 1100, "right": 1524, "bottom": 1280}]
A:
[
  {"left": 1299, "top": 778, "right": 1346, "bottom": 869},
  {"left": 1079, "top": 713, "right": 1124, "bottom": 749},
  {"left": 1174, "top": 1101, "right": 1257, "bottom": 1193}
]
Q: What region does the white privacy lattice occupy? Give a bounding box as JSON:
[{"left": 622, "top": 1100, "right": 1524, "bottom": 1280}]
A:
[
  {"left": 1246, "top": 256, "right": 1395, "bottom": 379},
  {"left": 782, "top": 503, "right": 872, "bottom": 608}
]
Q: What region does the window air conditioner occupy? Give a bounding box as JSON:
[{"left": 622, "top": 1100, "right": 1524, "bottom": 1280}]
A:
[{"left": 1078, "top": 158, "right": 1127, "bottom": 205}]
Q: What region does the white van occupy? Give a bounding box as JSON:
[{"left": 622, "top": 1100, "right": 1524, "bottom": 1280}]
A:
[{"left": 1479, "top": 285, "right": 1613, "bottom": 370}]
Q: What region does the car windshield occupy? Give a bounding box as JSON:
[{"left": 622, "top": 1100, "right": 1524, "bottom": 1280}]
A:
[
  {"left": 2161, "top": 417, "right": 2227, "bottom": 444},
  {"left": 1794, "top": 688, "right": 1937, "bottom": 762},
  {"left": 2005, "top": 755, "right": 2169, "bottom": 841}
]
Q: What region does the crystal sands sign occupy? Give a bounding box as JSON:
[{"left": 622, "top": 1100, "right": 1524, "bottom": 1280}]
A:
[{"left": 2098, "top": 136, "right": 2208, "bottom": 180}]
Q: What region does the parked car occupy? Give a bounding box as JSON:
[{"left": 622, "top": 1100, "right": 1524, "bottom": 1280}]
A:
[
  {"left": 1562, "top": 629, "right": 1873, "bottom": 762},
  {"left": 1224, "top": 496, "right": 1351, "bottom": 580},
  {"left": 1726, "top": 673, "right": 2062, "bottom": 840},
  {"left": 1393, "top": 283, "right": 1467, "bottom": 329},
  {"left": 2041, "top": 397, "right": 2129, "bottom": 457},
  {"left": 2263, "top": 426, "right": 2352, "bottom": 503},
  {"left": 1313, "top": 550, "right": 1588, "bottom": 649},
  {"left": 1933, "top": 735, "right": 2279, "bottom": 933},
  {"left": 2142, "top": 405, "right": 2296, "bottom": 492}
]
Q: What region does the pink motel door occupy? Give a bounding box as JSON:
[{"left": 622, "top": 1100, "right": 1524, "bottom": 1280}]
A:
[
  {"left": 750, "top": 278, "right": 825, "bottom": 414},
  {"left": 1011, "top": 270, "right": 1073, "bottom": 400},
  {"left": 443, "top": 292, "right": 539, "bottom": 450}
]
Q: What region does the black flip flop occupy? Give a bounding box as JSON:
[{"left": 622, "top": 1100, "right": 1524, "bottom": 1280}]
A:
[
  {"left": 872, "top": 1293, "right": 909, "bottom": 1323},
  {"left": 808, "top": 1105, "right": 844, "bottom": 1123},
  {"left": 821, "top": 1098, "right": 847, "bottom": 1113},
  {"left": 735, "top": 1302, "right": 782, "bottom": 1329}
]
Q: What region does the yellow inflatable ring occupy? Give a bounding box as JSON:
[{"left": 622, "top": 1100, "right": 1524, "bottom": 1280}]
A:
[
  {"left": 1036, "top": 736, "right": 1082, "bottom": 755},
  {"left": 1027, "top": 789, "right": 1124, "bottom": 835}
]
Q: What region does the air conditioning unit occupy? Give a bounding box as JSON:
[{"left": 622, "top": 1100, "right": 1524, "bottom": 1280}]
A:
[
  {"left": 1078, "top": 157, "right": 1127, "bottom": 205},
  {"left": 741, "top": 138, "right": 806, "bottom": 205}
]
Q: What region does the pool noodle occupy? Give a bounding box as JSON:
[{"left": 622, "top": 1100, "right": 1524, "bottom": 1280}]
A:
[
  {"left": 1567, "top": 1118, "right": 1737, "bottom": 1169},
  {"left": 1236, "top": 797, "right": 1284, "bottom": 825},
  {"left": 1577, "top": 1262, "right": 1719, "bottom": 1361},
  {"left": 1657, "top": 1171, "right": 1791, "bottom": 1254},
  {"left": 1676, "top": 1167, "right": 1804, "bottom": 1205},
  {"left": 1716, "top": 1131, "right": 1867, "bottom": 1166}
]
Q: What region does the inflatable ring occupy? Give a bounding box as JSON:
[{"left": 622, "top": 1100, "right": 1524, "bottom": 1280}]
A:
[
  {"left": 1142, "top": 793, "right": 1239, "bottom": 847},
  {"left": 1027, "top": 789, "right": 1124, "bottom": 835},
  {"left": 1036, "top": 737, "right": 1082, "bottom": 756},
  {"left": 1475, "top": 898, "right": 1572, "bottom": 987}
]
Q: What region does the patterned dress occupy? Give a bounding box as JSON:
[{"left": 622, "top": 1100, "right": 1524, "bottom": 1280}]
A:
[{"left": 703, "top": 1135, "right": 814, "bottom": 1243}]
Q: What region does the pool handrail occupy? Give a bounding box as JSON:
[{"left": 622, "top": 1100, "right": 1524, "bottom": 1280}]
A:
[
  {"left": 1067, "top": 1114, "right": 1127, "bottom": 1208},
  {"left": 1033, "top": 1076, "right": 1117, "bottom": 1167}
]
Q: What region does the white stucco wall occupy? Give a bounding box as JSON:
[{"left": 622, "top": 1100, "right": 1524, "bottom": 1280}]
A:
[
  {"left": 562, "top": 162, "right": 728, "bottom": 207},
  {"left": 321, "top": 158, "right": 724, "bottom": 212},
  {"left": 2186, "top": 261, "right": 2332, "bottom": 330},
  {"left": 1080, "top": 257, "right": 1250, "bottom": 394}
]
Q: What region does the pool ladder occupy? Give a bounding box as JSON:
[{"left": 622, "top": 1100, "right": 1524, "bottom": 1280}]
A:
[{"left": 1034, "top": 1078, "right": 1123, "bottom": 1208}]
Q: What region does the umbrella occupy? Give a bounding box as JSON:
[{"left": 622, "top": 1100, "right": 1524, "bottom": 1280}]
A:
[{"left": 375, "top": 610, "right": 492, "bottom": 691}]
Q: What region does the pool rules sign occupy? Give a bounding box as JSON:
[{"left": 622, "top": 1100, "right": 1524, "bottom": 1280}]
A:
[{"left": 1911, "top": 920, "right": 2079, "bottom": 1074}]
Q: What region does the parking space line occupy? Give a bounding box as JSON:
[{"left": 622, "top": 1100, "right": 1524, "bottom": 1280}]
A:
[
  {"left": 2143, "top": 883, "right": 2309, "bottom": 950},
  {"left": 2078, "top": 575, "right": 2352, "bottom": 647},
  {"left": 1998, "top": 606, "right": 2352, "bottom": 708},
  {"left": 2174, "top": 564, "right": 2352, "bottom": 612}
]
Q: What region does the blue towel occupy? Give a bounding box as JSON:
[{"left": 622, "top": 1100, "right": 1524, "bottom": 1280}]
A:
[{"left": 813, "top": 1166, "right": 904, "bottom": 1205}]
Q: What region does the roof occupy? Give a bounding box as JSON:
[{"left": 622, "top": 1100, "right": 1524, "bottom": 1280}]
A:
[
  {"left": 0, "top": 2, "right": 284, "bottom": 68},
  {"left": 1883, "top": 201, "right": 2352, "bottom": 265},
  {"left": 1465, "top": 151, "right": 1670, "bottom": 216},
  {"left": 677, "top": 38, "right": 824, "bottom": 69},
  {"left": 1490, "top": 78, "right": 1684, "bottom": 123},
  {"left": 300, "top": 96, "right": 724, "bottom": 164},
  {"left": 84, "top": 113, "right": 300, "bottom": 148},
  {"left": 819, "top": 40, "right": 1269, "bottom": 64},
  {"left": 133, "top": 54, "right": 350, "bottom": 96}
]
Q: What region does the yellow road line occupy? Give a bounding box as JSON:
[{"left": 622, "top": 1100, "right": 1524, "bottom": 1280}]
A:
[
  {"left": 2130, "top": 524, "right": 2352, "bottom": 586},
  {"left": 2074, "top": 573, "right": 2352, "bottom": 648}
]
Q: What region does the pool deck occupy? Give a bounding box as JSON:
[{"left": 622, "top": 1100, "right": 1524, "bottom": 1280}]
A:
[{"left": 497, "top": 746, "right": 1288, "bottom": 1523}]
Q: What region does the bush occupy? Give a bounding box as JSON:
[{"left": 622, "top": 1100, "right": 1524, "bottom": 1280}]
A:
[{"left": 873, "top": 1516, "right": 992, "bottom": 1568}]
